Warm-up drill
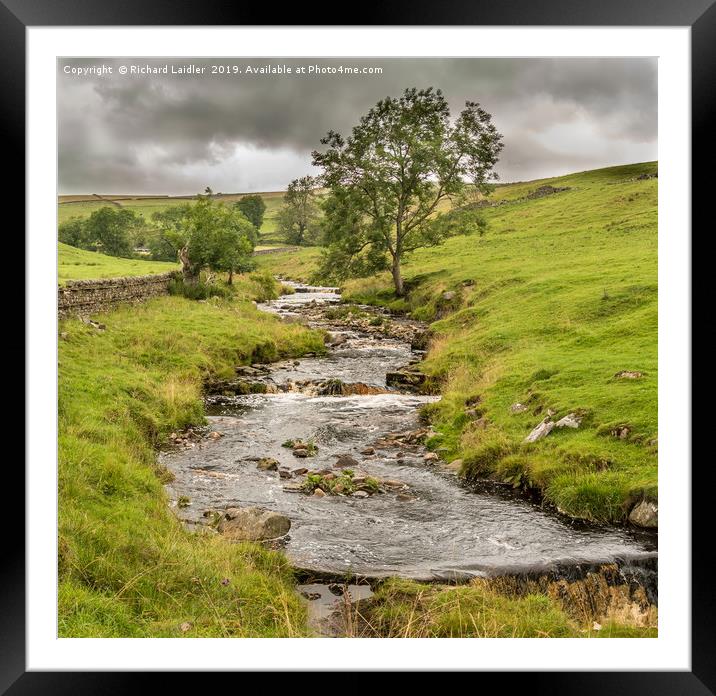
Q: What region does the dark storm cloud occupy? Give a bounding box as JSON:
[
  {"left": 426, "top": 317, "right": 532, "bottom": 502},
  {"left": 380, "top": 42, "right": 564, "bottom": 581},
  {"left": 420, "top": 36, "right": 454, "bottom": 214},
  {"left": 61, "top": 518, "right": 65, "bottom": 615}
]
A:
[{"left": 57, "top": 57, "right": 657, "bottom": 194}]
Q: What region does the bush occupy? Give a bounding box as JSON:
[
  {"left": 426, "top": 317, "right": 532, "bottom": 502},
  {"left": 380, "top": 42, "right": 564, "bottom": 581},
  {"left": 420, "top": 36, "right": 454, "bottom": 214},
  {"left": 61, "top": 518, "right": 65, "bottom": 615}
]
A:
[{"left": 168, "top": 278, "right": 231, "bottom": 300}]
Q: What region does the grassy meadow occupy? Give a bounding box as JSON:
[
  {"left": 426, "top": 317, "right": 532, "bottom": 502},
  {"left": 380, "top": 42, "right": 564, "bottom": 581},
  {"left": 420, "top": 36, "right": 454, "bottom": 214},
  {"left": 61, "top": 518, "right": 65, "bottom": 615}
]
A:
[
  {"left": 58, "top": 242, "right": 178, "bottom": 284},
  {"left": 257, "top": 162, "right": 658, "bottom": 524}
]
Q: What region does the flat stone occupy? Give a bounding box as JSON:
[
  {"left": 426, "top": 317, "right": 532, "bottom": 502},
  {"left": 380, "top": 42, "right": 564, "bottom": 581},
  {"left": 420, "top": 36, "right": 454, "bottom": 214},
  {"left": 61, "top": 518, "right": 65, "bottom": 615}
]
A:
[
  {"left": 524, "top": 419, "right": 554, "bottom": 443},
  {"left": 555, "top": 413, "right": 581, "bottom": 429},
  {"left": 352, "top": 491, "right": 369, "bottom": 498},
  {"left": 615, "top": 370, "right": 643, "bottom": 379}
]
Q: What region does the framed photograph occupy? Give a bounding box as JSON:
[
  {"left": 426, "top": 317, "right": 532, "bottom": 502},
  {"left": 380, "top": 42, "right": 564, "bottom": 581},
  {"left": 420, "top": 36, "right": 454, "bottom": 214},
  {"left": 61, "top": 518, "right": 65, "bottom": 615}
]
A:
[{"left": 12, "top": 0, "right": 705, "bottom": 687}]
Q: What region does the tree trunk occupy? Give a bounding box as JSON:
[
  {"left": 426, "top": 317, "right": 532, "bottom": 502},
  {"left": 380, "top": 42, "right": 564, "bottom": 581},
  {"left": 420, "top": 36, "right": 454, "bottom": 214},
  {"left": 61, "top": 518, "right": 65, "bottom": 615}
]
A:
[
  {"left": 391, "top": 254, "right": 404, "bottom": 296},
  {"left": 228, "top": 268, "right": 233, "bottom": 285},
  {"left": 179, "top": 245, "right": 199, "bottom": 285}
]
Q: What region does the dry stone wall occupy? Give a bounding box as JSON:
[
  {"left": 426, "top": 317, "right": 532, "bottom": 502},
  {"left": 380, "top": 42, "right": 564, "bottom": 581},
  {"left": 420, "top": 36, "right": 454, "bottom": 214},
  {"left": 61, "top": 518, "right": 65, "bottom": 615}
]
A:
[{"left": 58, "top": 271, "right": 179, "bottom": 318}]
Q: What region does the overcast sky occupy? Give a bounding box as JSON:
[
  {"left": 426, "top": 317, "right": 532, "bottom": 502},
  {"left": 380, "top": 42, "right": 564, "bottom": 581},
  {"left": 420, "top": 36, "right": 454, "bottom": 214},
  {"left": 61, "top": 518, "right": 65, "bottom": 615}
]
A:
[{"left": 57, "top": 57, "right": 657, "bottom": 195}]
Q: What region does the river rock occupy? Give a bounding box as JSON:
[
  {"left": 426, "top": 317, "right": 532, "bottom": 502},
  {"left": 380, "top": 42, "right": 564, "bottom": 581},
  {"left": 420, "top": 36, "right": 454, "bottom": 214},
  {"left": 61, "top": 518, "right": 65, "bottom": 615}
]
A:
[
  {"left": 278, "top": 468, "right": 293, "bottom": 479},
  {"left": 423, "top": 452, "right": 439, "bottom": 462},
  {"left": 293, "top": 448, "right": 309, "bottom": 458},
  {"left": 555, "top": 413, "right": 581, "bottom": 429},
  {"left": 325, "top": 332, "right": 348, "bottom": 347},
  {"left": 510, "top": 403, "right": 528, "bottom": 414},
  {"left": 381, "top": 479, "right": 407, "bottom": 489},
  {"left": 257, "top": 457, "right": 279, "bottom": 471},
  {"left": 629, "top": 500, "right": 658, "bottom": 528},
  {"left": 292, "top": 467, "right": 308, "bottom": 475},
  {"left": 313, "top": 488, "right": 326, "bottom": 498},
  {"left": 217, "top": 507, "right": 291, "bottom": 541},
  {"left": 208, "top": 431, "right": 223, "bottom": 440},
  {"left": 386, "top": 368, "right": 427, "bottom": 392},
  {"left": 524, "top": 418, "right": 554, "bottom": 443},
  {"left": 397, "top": 493, "right": 416, "bottom": 502},
  {"left": 445, "top": 458, "right": 463, "bottom": 472},
  {"left": 360, "top": 447, "right": 375, "bottom": 456},
  {"left": 352, "top": 490, "right": 369, "bottom": 498},
  {"left": 334, "top": 454, "right": 359, "bottom": 468}
]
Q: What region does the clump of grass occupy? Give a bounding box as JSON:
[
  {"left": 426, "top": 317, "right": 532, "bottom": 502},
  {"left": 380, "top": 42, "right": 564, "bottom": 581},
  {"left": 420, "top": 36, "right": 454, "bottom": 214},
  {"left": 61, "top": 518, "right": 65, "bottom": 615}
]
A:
[
  {"left": 58, "top": 280, "right": 325, "bottom": 637},
  {"left": 301, "top": 470, "right": 380, "bottom": 495},
  {"left": 168, "top": 278, "right": 232, "bottom": 300}
]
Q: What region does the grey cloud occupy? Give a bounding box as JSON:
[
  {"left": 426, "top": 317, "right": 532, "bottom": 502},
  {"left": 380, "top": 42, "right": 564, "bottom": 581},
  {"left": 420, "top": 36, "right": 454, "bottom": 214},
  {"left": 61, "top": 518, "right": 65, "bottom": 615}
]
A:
[{"left": 58, "top": 57, "right": 656, "bottom": 194}]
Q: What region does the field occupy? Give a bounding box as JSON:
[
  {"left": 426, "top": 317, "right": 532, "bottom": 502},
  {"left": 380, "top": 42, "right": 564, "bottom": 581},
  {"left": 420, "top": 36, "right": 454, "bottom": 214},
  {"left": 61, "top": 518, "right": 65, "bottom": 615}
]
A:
[
  {"left": 58, "top": 242, "right": 178, "bottom": 284},
  {"left": 58, "top": 190, "right": 287, "bottom": 236},
  {"left": 257, "top": 162, "right": 659, "bottom": 524}
]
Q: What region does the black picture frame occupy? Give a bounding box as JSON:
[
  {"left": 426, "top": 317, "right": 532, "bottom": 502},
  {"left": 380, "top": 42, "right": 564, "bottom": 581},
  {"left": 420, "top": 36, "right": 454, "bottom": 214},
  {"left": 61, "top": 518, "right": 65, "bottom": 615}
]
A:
[{"left": 9, "top": 0, "right": 704, "bottom": 690}]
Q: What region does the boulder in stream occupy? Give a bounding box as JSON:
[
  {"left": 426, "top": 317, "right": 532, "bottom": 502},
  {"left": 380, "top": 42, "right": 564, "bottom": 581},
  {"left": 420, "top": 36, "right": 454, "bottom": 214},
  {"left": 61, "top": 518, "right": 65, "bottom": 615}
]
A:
[
  {"left": 629, "top": 500, "right": 658, "bottom": 528},
  {"left": 334, "top": 454, "right": 359, "bottom": 468},
  {"left": 257, "top": 457, "right": 279, "bottom": 471},
  {"left": 386, "top": 368, "right": 427, "bottom": 392},
  {"left": 217, "top": 507, "right": 291, "bottom": 541}
]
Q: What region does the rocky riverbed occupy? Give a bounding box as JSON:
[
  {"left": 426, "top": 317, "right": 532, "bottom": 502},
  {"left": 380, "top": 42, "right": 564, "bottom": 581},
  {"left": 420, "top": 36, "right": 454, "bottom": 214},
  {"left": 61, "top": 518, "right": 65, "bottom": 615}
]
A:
[{"left": 162, "top": 282, "right": 657, "bottom": 634}]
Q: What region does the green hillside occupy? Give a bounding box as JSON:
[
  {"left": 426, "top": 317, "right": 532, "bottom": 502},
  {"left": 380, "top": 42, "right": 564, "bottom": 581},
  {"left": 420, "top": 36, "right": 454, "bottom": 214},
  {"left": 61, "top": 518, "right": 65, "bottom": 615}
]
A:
[
  {"left": 257, "top": 162, "right": 659, "bottom": 523},
  {"left": 58, "top": 242, "right": 178, "bottom": 284}
]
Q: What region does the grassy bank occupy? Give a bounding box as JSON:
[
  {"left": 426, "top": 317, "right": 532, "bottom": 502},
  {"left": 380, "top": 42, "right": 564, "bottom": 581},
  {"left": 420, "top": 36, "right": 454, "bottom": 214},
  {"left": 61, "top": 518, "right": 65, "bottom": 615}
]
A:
[
  {"left": 258, "top": 162, "right": 658, "bottom": 524},
  {"left": 59, "top": 242, "right": 178, "bottom": 283},
  {"left": 361, "top": 578, "right": 656, "bottom": 638},
  {"left": 58, "top": 274, "right": 325, "bottom": 636}
]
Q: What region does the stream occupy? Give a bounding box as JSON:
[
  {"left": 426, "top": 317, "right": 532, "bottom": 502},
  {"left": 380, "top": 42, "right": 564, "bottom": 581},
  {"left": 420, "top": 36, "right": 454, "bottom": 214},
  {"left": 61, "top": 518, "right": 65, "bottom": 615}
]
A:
[{"left": 163, "top": 283, "right": 657, "bottom": 631}]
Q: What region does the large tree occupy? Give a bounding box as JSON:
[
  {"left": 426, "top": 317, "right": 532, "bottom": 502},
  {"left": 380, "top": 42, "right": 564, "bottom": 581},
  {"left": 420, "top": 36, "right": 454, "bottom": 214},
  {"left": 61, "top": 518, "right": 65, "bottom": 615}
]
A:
[
  {"left": 276, "top": 176, "right": 321, "bottom": 246},
  {"left": 160, "top": 197, "right": 255, "bottom": 284},
  {"left": 83, "top": 207, "right": 141, "bottom": 257},
  {"left": 312, "top": 87, "right": 504, "bottom": 296},
  {"left": 234, "top": 194, "right": 266, "bottom": 233}
]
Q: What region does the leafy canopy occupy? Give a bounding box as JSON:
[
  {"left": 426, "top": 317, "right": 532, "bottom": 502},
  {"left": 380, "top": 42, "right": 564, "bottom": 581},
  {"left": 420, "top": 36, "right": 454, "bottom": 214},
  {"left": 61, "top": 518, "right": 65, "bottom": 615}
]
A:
[
  {"left": 312, "top": 87, "right": 503, "bottom": 295},
  {"left": 234, "top": 194, "right": 267, "bottom": 231}
]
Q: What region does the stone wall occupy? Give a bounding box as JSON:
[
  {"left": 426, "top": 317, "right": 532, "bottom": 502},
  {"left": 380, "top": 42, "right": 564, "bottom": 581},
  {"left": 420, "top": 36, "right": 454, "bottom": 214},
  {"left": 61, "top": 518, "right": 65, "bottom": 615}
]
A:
[
  {"left": 253, "top": 246, "right": 299, "bottom": 255},
  {"left": 58, "top": 271, "right": 179, "bottom": 318}
]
